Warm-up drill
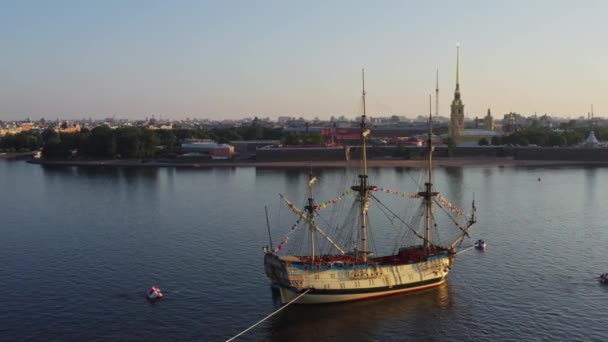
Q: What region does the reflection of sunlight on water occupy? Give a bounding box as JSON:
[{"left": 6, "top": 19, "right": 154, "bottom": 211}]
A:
[{"left": 264, "top": 282, "right": 453, "bottom": 341}]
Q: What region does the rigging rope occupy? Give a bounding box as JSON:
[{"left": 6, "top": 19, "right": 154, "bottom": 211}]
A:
[
  {"left": 434, "top": 198, "right": 469, "bottom": 237},
  {"left": 225, "top": 289, "right": 311, "bottom": 342},
  {"left": 392, "top": 204, "right": 424, "bottom": 254},
  {"left": 406, "top": 167, "right": 423, "bottom": 189},
  {"left": 370, "top": 194, "right": 426, "bottom": 242}
]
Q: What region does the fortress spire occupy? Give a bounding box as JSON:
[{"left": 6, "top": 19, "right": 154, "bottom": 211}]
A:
[
  {"left": 449, "top": 43, "right": 465, "bottom": 138},
  {"left": 435, "top": 69, "right": 439, "bottom": 118},
  {"left": 455, "top": 44, "right": 461, "bottom": 98}
]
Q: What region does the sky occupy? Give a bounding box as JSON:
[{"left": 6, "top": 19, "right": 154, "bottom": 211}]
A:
[{"left": 1, "top": 0, "right": 607, "bottom": 120}]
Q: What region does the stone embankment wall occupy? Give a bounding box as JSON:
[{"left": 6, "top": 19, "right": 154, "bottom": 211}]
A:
[
  {"left": 349, "top": 146, "right": 508, "bottom": 159},
  {"left": 256, "top": 147, "right": 348, "bottom": 162},
  {"left": 512, "top": 148, "right": 608, "bottom": 161},
  {"left": 253, "top": 145, "right": 608, "bottom": 162}
]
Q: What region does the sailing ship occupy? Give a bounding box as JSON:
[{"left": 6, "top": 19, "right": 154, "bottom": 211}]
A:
[{"left": 263, "top": 71, "right": 477, "bottom": 304}]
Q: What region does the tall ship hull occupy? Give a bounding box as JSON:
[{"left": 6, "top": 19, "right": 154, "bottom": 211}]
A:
[{"left": 265, "top": 250, "right": 453, "bottom": 304}]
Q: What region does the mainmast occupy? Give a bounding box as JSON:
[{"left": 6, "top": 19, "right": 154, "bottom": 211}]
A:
[
  {"left": 304, "top": 173, "right": 318, "bottom": 260},
  {"left": 351, "top": 68, "right": 373, "bottom": 262}
]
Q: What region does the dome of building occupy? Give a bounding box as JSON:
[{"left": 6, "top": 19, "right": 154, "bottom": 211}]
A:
[{"left": 585, "top": 130, "right": 599, "bottom": 147}]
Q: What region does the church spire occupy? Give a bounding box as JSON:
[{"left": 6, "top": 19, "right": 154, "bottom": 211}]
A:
[
  {"left": 455, "top": 44, "right": 461, "bottom": 98},
  {"left": 450, "top": 43, "right": 465, "bottom": 138}
]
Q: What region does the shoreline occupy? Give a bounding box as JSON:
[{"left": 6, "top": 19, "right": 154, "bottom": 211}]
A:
[
  {"left": 26, "top": 157, "right": 608, "bottom": 169},
  {"left": 0, "top": 152, "right": 35, "bottom": 160}
]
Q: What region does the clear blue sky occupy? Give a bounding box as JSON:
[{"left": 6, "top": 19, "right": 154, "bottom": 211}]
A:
[{"left": 1, "top": 0, "right": 606, "bottom": 120}]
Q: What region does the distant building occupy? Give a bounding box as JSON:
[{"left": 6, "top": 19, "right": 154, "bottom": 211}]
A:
[
  {"left": 229, "top": 140, "right": 280, "bottom": 156},
  {"left": 181, "top": 139, "right": 235, "bottom": 159},
  {"left": 0, "top": 127, "right": 21, "bottom": 136},
  {"left": 447, "top": 47, "right": 501, "bottom": 145},
  {"left": 584, "top": 130, "right": 599, "bottom": 148},
  {"left": 20, "top": 123, "right": 33, "bottom": 132},
  {"left": 484, "top": 108, "right": 495, "bottom": 130},
  {"left": 454, "top": 129, "right": 502, "bottom": 146},
  {"left": 55, "top": 123, "right": 81, "bottom": 134},
  {"left": 449, "top": 45, "right": 465, "bottom": 138},
  {"left": 277, "top": 116, "right": 294, "bottom": 124},
  {"left": 146, "top": 124, "right": 173, "bottom": 130}
]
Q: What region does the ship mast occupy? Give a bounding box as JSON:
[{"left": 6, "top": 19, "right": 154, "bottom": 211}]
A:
[
  {"left": 419, "top": 94, "right": 438, "bottom": 250},
  {"left": 351, "top": 68, "right": 372, "bottom": 262},
  {"left": 304, "top": 173, "right": 317, "bottom": 261}
]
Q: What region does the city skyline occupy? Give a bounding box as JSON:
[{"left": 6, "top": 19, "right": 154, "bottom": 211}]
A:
[{"left": 1, "top": 0, "right": 607, "bottom": 120}]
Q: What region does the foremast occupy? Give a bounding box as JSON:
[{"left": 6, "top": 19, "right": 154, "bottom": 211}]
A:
[
  {"left": 279, "top": 194, "right": 346, "bottom": 255},
  {"left": 350, "top": 69, "right": 374, "bottom": 262}
]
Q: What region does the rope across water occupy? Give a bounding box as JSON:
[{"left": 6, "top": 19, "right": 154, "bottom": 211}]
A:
[{"left": 225, "top": 289, "right": 311, "bottom": 341}]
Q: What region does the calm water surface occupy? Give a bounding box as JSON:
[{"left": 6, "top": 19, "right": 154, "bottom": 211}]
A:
[{"left": 1, "top": 161, "right": 607, "bottom": 341}]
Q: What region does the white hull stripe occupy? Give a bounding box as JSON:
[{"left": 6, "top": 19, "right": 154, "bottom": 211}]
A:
[{"left": 279, "top": 277, "right": 445, "bottom": 304}]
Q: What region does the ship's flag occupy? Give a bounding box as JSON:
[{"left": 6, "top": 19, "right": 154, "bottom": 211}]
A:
[{"left": 308, "top": 177, "right": 317, "bottom": 186}]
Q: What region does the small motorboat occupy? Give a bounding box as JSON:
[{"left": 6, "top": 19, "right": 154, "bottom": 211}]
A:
[
  {"left": 474, "top": 239, "right": 486, "bottom": 250},
  {"left": 147, "top": 286, "right": 164, "bottom": 300},
  {"left": 600, "top": 273, "right": 608, "bottom": 284}
]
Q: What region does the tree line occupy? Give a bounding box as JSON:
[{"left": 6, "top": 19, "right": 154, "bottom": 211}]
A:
[
  {"left": 479, "top": 126, "right": 603, "bottom": 147},
  {"left": 0, "top": 123, "right": 324, "bottom": 159},
  {"left": 0, "top": 131, "right": 42, "bottom": 152}
]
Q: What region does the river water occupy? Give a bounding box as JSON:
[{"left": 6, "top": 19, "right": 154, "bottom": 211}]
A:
[{"left": 1, "top": 160, "right": 607, "bottom": 341}]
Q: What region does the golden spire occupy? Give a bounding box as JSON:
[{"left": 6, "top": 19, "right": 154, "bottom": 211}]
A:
[{"left": 455, "top": 43, "right": 460, "bottom": 95}]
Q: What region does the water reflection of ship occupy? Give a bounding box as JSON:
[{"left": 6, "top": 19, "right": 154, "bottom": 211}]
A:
[{"left": 264, "top": 283, "right": 453, "bottom": 341}]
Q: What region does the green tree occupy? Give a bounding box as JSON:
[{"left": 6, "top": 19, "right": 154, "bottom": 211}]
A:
[
  {"left": 303, "top": 133, "right": 322, "bottom": 145},
  {"left": 156, "top": 130, "right": 177, "bottom": 150},
  {"left": 138, "top": 129, "right": 161, "bottom": 157},
  {"left": 211, "top": 127, "right": 241, "bottom": 143},
  {"left": 116, "top": 128, "right": 141, "bottom": 158},
  {"left": 59, "top": 132, "right": 88, "bottom": 154},
  {"left": 41, "top": 134, "right": 68, "bottom": 159},
  {"left": 491, "top": 136, "right": 502, "bottom": 146},
  {"left": 547, "top": 133, "right": 566, "bottom": 147},
  {"left": 282, "top": 132, "right": 300, "bottom": 145},
  {"left": 85, "top": 126, "right": 116, "bottom": 158},
  {"left": 41, "top": 129, "right": 59, "bottom": 144}
]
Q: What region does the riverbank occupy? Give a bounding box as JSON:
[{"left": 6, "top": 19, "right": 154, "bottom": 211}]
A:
[
  {"left": 27, "top": 157, "right": 608, "bottom": 169},
  {"left": 0, "top": 152, "right": 35, "bottom": 160}
]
